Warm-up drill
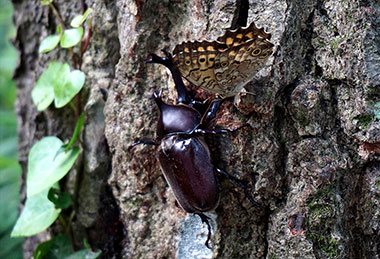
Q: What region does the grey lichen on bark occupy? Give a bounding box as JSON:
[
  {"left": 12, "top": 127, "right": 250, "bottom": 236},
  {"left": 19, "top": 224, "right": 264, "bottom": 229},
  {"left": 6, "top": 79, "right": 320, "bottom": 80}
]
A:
[{"left": 13, "top": 0, "right": 380, "bottom": 258}]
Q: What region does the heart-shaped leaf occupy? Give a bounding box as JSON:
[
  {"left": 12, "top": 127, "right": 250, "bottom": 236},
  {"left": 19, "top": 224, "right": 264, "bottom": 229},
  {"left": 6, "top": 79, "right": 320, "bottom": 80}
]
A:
[
  {"left": 70, "top": 8, "right": 93, "bottom": 28},
  {"left": 32, "top": 62, "right": 85, "bottom": 110},
  {"left": 60, "top": 27, "right": 83, "bottom": 48},
  {"left": 39, "top": 34, "right": 61, "bottom": 53},
  {"left": 26, "top": 136, "right": 80, "bottom": 197},
  {"left": 10, "top": 188, "right": 61, "bottom": 237},
  {"left": 32, "top": 62, "right": 63, "bottom": 111},
  {"left": 54, "top": 69, "right": 85, "bottom": 108}
]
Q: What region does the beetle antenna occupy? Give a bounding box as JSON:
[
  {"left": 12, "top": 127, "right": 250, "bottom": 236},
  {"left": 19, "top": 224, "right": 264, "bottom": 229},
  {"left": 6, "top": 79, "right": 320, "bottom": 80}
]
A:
[{"left": 196, "top": 213, "right": 213, "bottom": 249}]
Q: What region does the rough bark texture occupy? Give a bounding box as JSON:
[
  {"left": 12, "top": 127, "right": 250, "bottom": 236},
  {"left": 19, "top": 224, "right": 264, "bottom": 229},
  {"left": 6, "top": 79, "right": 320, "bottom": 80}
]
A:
[{"left": 13, "top": 0, "right": 380, "bottom": 258}]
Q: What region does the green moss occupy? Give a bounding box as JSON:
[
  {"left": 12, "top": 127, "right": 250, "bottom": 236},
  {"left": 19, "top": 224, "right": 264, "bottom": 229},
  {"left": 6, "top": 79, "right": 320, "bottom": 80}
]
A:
[
  {"left": 268, "top": 253, "right": 278, "bottom": 259},
  {"left": 295, "top": 107, "right": 310, "bottom": 127},
  {"left": 131, "top": 196, "right": 144, "bottom": 207},
  {"left": 309, "top": 203, "right": 334, "bottom": 218},
  {"left": 356, "top": 114, "right": 374, "bottom": 129},
  {"left": 330, "top": 38, "right": 340, "bottom": 52},
  {"left": 326, "top": 236, "right": 340, "bottom": 258},
  {"left": 306, "top": 185, "right": 343, "bottom": 258},
  {"left": 375, "top": 179, "right": 380, "bottom": 190},
  {"left": 312, "top": 185, "right": 335, "bottom": 200}
]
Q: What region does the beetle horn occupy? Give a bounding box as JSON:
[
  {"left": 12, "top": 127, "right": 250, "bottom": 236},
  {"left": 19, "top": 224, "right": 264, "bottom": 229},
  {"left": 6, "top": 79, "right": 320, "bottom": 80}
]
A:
[
  {"left": 146, "top": 51, "right": 191, "bottom": 105},
  {"left": 146, "top": 52, "right": 173, "bottom": 68}
]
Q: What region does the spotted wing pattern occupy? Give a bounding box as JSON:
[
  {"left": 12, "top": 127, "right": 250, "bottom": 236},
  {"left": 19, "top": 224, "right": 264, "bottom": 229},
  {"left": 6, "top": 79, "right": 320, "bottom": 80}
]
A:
[{"left": 172, "top": 22, "right": 274, "bottom": 97}]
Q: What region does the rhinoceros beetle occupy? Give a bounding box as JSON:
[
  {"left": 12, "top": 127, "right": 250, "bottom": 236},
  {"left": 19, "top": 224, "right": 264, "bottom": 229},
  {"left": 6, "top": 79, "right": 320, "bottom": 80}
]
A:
[{"left": 129, "top": 50, "right": 261, "bottom": 248}]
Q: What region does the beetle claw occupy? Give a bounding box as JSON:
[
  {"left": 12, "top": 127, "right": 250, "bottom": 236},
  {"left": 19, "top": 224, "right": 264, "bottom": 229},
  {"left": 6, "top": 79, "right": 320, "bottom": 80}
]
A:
[
  {"left": 153, "top": 89, "right": 165, "bottom": 108},
  {"left": 153, "top": 89, "right": 163, "bottom": 99},
  {"left": 196, "top": 213, "right": 213, "bottom": 249}
]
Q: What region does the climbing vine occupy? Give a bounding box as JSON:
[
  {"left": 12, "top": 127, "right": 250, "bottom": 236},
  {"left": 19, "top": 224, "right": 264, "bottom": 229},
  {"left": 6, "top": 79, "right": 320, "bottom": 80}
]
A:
[{"left": 11, "top": 1, "right": 100, "bottom": 257}]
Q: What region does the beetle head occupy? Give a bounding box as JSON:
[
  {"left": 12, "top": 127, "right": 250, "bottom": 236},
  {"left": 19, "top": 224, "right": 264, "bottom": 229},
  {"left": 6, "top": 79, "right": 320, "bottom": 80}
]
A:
[{"left": 153, "top": 90, "right": 202, "bottom": 138}]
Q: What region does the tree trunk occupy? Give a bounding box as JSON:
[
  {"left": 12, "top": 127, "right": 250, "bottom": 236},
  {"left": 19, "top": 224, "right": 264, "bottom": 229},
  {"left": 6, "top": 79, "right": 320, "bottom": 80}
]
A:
[{"left": 13, "top": 0, "right": 380, "bottom": 258}]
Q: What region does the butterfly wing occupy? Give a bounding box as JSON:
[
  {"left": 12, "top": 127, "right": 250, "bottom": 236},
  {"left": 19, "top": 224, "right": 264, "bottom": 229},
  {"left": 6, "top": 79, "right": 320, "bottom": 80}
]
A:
[
  {"left": 214, "top": 35, "right": 274, "bottom": 96},
  {"left": 172, "top": 41, "right": 224, "bottom": 94},
  {"left": 172, "top": 22, "right": 273, "bottom": 97}
]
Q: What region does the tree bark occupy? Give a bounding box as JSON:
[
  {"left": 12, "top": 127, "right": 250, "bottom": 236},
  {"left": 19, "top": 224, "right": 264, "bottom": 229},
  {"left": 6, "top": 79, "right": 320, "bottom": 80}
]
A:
[{"left": 13, "top": 0, "right": 380, "bottom": 258}]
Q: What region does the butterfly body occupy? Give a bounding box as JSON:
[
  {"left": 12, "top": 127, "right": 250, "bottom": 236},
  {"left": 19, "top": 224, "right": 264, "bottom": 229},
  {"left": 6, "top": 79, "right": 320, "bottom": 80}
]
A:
[{"left": 172, "top": 22, "right": 274, "bottom": 97}]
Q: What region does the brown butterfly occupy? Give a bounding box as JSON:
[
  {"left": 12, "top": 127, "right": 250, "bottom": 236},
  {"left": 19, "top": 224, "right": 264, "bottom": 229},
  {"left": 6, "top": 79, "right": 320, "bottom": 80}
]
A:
[{"left": 172, "top": 22, "right": 274, "bottom": 97}]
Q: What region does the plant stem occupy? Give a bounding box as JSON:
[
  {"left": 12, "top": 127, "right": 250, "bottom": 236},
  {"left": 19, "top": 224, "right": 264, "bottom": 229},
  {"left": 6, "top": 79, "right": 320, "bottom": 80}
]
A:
[
  {"left": 81, "top": 0, "right": 86, "bottom": 14},
  {"left": 49, "top": 2, "right": 66, "bottom": 29},
  {"left": 79, "top": 18, "right": 92, "bottom": 70},
  {"left": 48, "top": 2, "right": 78, "bottom": 69}
]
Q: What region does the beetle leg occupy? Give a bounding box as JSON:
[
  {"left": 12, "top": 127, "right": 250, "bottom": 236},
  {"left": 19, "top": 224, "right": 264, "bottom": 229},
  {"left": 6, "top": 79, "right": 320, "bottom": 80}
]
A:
[
  {"left": 196, "top": 213, "right": 213, "bottom": 249},
  {"left": 194, "top": 123, "right": 251, "bottom": 135},
  {"left": 201, "top": 99, "right": 222, "bottom": 125},
  {"left": 146, "top": 50, "right": 191, "bottom": 105},
  {"left": 193, "top": 128, "right": 231, "bottom": 134},
  {"left": 128, "top": 138, "right": 158, "bottom": 151},
  {"left": 215, "top": 167, "right": 263, "bottom": 207}
]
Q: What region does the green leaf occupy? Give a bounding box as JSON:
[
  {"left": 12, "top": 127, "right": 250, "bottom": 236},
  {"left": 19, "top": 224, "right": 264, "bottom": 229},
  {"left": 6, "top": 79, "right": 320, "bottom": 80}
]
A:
[
  {"left": 0, "top": 182, "right": 20, "bottom": 233},
  {"left": 0, "top": 0, "right": 18, "bottom": 79},
  {"left": 48, "top": 188, "right": 71, "bottom": 209},
  {"left": 54, "top": 69, "right": 85, "bottom": 108},
  {"left": 31, "top": 62, "right": 63, "bottom": 111},
  {"left": 32, "top": 62, "right": 85, "bottom": 110},
  {"left": 70, "top": 8, "right": 93, "bottom": 28},
  {"left": 60, "top": 27, "right": 83, "bottom": 48},
  {"left": 34, "top": 235, "right": 72, "bottom": 259},
  {"left": 0, "top": 1, "right": 24, "bottom": 257},
  {"left": 26, "top": 136, "right": 80, "bottom": 197},
  {"left": 83, "top": 239, "right": 90, "bottom": 249},
  {"left": 10, "top": 188, "right": 61, "bottom": 237},
  {"left": 0, "top": 0, "right": 16, "bottom": 40},
  {"left": 64, "top": 112, "right": 84, "bottom": 151},
  {"left": 39, "top": 34, "right": 60, "bottom": 53},
  {"left": 0, "top": 230, "right": 23, "bottom": 259},
  {"left": 0, "top": 160, "right": 20, "bottom": 185},
  {"left": 0, "top": 41, "right": 18, "bottom": 78},
  {"left": 34, "top": 235, "right": 101, "bottom": 259},
  {"left": 40, "top": 0, "right": 53, "bottom": 5},
  {"left": 57, "top": 24, "right": 63, "bottom": 35},
  {"left": 65, "top": 249, "right": 101, "bottom": 259}
]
